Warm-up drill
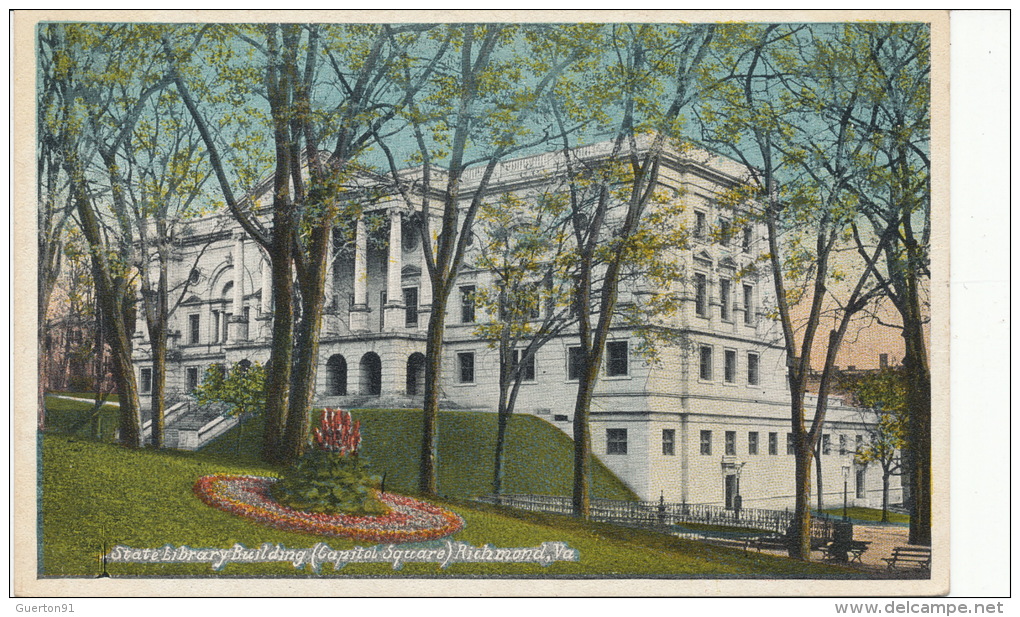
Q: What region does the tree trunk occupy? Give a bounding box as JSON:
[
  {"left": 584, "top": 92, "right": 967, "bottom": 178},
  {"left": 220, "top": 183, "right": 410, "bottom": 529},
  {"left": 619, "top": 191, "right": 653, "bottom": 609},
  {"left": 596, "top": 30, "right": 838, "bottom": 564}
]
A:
[
  {"left": 261, "top": 234, "right": 294, "bottom": 463},
  {"left": 147, "top": 259, "right": 169, "bottom": 448},
  {"left": 904, "top": 304, "right": 931, "bottom": 546},
  {"left": 149, "top": 329, "right": 167, "bottom": 448},
  {"left": 571, "top": 370, "right": 596, "bottom": 518},
  {"left": 419, "top": 293, "right": 448, "bottom": 496},
  {"left": 66, "top": 155, "right": 143, "bottom": 448},
  {"left": 882, "top": 472, "right": 890, "bottom": 523},
  {"left": 815, "top": 441, "right": 824, "bottom": 513},
  {"left": 283, "top": 224, "right": 331, "bottom": 463},
  {"left": 492, "top": 380, "right": 511, "bottom": 498},
  {"left": 790, "top": 438, "right": 814, "bottom": 559}
]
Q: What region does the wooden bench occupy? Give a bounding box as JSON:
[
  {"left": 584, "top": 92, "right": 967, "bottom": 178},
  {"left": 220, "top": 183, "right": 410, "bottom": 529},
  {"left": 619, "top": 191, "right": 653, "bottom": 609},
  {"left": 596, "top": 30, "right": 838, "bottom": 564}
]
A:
[
  {"left": 820, "top": 540, "right": 871, "bottom": 563},
  {"left": 701, "top": 537, "right": 751, "bottom": 552},
  {"left": 883, "top": 546, "right": 931, "bottom": 570},
  {"left": 751, "top": 535, "right": 789, "bottom": 552}
]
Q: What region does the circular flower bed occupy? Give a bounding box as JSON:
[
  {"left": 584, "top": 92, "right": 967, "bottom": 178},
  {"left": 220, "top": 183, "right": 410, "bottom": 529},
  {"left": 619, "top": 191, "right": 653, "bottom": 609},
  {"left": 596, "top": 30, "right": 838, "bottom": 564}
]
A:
[{"left": 194, "top": 474, "right": 464, "bottom": 543}]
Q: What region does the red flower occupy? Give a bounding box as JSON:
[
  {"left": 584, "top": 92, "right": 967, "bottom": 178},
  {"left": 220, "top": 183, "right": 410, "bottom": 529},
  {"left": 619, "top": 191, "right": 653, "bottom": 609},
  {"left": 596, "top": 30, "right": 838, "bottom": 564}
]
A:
[{"left": 313, "top": 408, "right": 361, "bottom": 455}]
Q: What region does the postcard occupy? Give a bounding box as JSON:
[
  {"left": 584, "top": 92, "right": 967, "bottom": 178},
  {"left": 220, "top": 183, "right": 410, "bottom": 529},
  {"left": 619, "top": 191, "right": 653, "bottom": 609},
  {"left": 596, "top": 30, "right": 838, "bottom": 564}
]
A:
[{"left": 13, "top": 9, "right": 953, "bottom": 597}]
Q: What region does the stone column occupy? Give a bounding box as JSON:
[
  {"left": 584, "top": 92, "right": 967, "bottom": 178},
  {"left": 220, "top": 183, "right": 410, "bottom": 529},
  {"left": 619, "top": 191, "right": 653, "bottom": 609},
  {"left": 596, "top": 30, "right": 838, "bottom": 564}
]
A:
[
  {"left": 323, "top": 228, "right": 336, "bottom": 335},
  {"left": 229, "top": 233, "right": 247, "bottom": 342},
  {"left": 383, "top": 209, "right": 405, "bottom": 331},
  {"left": 258, "top": 257, "right": 272, "bottom": 341},
  {"left": 418, "top": 219, "right": 433, "bottom": 326},
  {"left": 349, "top": 216, "right": 370, "bottom": 331}
]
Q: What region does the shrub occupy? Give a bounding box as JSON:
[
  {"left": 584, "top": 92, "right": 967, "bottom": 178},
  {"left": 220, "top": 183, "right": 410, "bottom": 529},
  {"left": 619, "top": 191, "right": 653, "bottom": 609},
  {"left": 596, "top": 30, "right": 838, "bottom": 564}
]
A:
[{"left": 270, "top": 409, "right": 387, "bottom": 516}]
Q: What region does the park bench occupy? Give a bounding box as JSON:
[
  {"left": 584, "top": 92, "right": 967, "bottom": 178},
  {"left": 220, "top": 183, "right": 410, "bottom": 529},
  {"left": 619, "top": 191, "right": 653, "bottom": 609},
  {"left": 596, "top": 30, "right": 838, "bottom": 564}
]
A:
[
  {"left": 701, "top": 537, "right": 751, "bottom": 552},
  {"left": 752, "top": 534, "right": 830, "bottom": 553},
  {"left": 883, "top": 546, "right": 931, "bottom": 570},
  {"left": 821, "top": 540, "right": 871, "bottom": 563}
]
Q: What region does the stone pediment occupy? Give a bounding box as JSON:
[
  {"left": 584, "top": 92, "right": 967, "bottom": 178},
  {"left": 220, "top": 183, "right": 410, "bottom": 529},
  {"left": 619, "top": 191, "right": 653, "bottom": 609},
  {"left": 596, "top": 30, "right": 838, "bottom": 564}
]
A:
[
  {"left": 401, "top": 265, "right": 422, "bottom": 278},
  {"left": 693, "top": 250, "right": 713, "bottom": 265},
  {"left": 182, "top": 294, "right": 203, "bottom": 305},
  {"left": 719, "top": 256, "right": 737, "bottom": 270}
]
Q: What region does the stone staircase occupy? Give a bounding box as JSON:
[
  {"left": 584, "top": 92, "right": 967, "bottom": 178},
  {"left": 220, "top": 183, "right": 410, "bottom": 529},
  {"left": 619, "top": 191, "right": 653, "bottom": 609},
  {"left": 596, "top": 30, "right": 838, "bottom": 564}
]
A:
[{"left": 155, "top": 399, "right": 238, "bottom": 451}]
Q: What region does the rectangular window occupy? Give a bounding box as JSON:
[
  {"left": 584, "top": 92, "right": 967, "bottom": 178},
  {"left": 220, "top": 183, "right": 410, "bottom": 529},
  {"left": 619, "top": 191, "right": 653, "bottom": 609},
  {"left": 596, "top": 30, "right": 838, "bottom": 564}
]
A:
[
  {"left": 460, "top": 285, "right": 475, "bottom": 323},
  {"left": 189, "top": 314, "right": 200, "bottom": 345},
  {"left": 211, "top": 310, "right": 220, "bottom": 343},
  {"left": 856, "top": 468, "right": 867, "bottom": 499},
  {"left": 404, "top": 287, "right": 419, "bottom": 327},
  {"left": 718, "top": 218, "right": 731, "bottom": 244},
  {"left": 839, "top": 434, "right": 847, "bottom": 456},
  {"left": 567, "top": 346, "right": 583, "bottom": 381},
  {"left": 699, "top": 345, "right": 713, "bottom": 380},
  {"left": 662, "top": 429, "right": 675, "bottom": 456},
  {"left": 747, "top": 352, "right": 760, "bottom": 385},
  {"left": 725, "top": 430, "right": 736, "bottom": 456},
  {"left": 511, "top": 349, "right": 536, "bottom": 381},
  {"left": 742, "top": 226, "right": 752, "bottom": 253},
  {"left": 787, "top": 432, "right": 795, "bottom": 455},
  {"left": 457, "top": 352, "right": 475, "bottom": 383},
  {"left": 768, "top": 431, "right": 778, "bottom": 455},
  {"left": 743, "top": 284, "right": 754, "bottom": 325},
  {"left": 700, "top": 430, "right": 712, "bottom": 455},
  {"left": 856, "top": 434, "right": 864, "bottom": 453},
  {"left": 748, "top": 431, "right": 759, "bottom": 455},
  {"left": 720, "top": 278, "right": 731, "bottom": 321},
  {"left": 822, "top": 433, "right": 832, "bottom": 455},
  {"left": 606, "top": 428, "right": 628, "bottom": 455},
  {"left": 186, "top": 367, "right": 199, "bottom": 392},
  {"left": 606, "top": 341, "right": 628, "bottom": 376},
  {"left": 695, "top": 273, "right": 708, "bottom": 317},
  {"left": 724, "top": 349, "right": 736, "bottom": 383},
  {"left": 140, "top": 368, "right": 152, "bottom": 394},
  {"left": 694, "top": 211, "right": 706, "bottom": 239}
]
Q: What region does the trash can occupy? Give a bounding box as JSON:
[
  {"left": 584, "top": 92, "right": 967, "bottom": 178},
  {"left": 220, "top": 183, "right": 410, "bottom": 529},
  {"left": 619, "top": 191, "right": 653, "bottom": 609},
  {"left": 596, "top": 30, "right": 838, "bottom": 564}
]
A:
[{"left": 829, "top": 520, "right": 854, "bottom": 563}]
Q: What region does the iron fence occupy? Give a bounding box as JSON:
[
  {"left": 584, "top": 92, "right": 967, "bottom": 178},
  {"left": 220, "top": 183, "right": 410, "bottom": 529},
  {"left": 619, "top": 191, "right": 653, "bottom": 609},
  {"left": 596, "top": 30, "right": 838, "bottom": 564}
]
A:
[{"left": 478, "top": 493, "right": 833, "bottom": 540}]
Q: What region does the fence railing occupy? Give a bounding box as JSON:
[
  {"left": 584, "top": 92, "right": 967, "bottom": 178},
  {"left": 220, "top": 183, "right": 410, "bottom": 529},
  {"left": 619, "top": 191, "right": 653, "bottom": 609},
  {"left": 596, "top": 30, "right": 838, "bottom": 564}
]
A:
[{"left": 477, "top": 494, "right": 833, "bottom": 540}]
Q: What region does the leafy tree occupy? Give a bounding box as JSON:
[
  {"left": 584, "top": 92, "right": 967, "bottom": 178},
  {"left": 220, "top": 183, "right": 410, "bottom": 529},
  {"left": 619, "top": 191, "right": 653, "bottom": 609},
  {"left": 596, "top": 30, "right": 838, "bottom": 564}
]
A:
[
  {"left": 194, "top": 361, "right": 267, "bottom": 455},
  {"left": 164, "top": 23, "right": 439, "bottom": 463},
  {"left": 546, "top": 23, "right": 715, "bottom": 517},
  {"left": 472, "top": 191, "right": 577, "bottom": 496},
  {"left": 40, "top": 23, "right": 177, "bottom": 448},
  {"left": 375, "top": 23, "right": 592, "bottom": 496},
  {"left": 695, "top": 23, "right": 899, "bottom": 558},
  {"left": 122, "top": 85, "right": 214, "bottom": 448},
  {"left": 838, "top": 367, "right": 907, "bottom": 523},
  {"left": 839, "top": 23, "right": 932, "bottom": 545}
]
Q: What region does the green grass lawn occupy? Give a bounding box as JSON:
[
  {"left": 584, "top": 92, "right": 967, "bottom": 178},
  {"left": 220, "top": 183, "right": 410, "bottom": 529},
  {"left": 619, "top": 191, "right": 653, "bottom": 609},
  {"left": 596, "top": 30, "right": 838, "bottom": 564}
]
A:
[
  {"left": 43, "top": 394, "right": 120, "bottom": 442},
  {"left": 39, "top": 434, "right": 861, "bottom": 578},
  {"left": 201, "top": 409, "right": 637, "bottom": 501},
  {"left": 820, "top": 507, "right": 910, "bottom": 524}
]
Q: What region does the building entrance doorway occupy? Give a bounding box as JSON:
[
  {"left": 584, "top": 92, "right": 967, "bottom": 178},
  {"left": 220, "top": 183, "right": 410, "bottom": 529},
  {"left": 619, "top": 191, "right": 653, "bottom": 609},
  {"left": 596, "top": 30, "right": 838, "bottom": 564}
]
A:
[
  {"left": 326, "top": 354, "right": 348, "bottom": 396},
  {"left": 360, "top": 352, "right": 382, "bottom": 396},
  {"left": 724, "top": 474, "right": 739, "bottom": 510},
  {"left": 406, "top": 352, "right": 426, "bottom": 396}
]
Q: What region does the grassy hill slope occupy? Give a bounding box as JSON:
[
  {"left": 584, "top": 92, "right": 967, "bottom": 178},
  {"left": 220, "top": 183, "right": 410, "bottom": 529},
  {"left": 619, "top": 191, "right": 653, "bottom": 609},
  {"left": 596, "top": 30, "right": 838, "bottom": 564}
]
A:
[
  {"left": 201, "top": 409, "right": 638, "bottom": 501},
  {"left": 38, "top": 434, "right": 860, "bottom": 578}
]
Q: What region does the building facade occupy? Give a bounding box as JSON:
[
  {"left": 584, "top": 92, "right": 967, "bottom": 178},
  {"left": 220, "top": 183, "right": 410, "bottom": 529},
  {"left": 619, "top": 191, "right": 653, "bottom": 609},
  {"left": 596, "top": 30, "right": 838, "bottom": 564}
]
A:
[{"left": 132, "top": 137, "right": 902, "bottom": 510}]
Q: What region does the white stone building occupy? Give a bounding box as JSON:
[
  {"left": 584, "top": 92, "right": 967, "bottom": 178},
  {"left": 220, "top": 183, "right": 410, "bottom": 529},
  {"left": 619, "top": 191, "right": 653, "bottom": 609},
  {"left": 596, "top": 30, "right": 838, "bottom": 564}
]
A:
[{"left": 132, "top": 137, "right": 902, "bottom": 511}]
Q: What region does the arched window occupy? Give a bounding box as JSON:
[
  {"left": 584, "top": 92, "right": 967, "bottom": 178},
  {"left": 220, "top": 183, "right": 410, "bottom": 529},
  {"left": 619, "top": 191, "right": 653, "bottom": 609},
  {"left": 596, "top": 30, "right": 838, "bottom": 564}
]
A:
[
  {"left": 359, "top": 352, "right": 382, "bottom": 396},
  {"left": 406, "top": 352, "right": 426, "bottom": 396},
  {"left": 326, "top": 354, "right": 348, "bottom": 396}
]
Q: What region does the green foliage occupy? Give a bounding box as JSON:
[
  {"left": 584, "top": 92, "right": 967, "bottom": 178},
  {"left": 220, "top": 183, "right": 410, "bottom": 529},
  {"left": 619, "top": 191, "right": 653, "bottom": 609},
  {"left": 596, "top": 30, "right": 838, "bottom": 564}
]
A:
[
  {"left": 838, "top": 367, "right": 908, "bottom": 468},
  {"left": 270, "top": 450, "right": 386, "bottom": 516},
  {"left": 193, "top": 362, "right": 266, "bottom": 420}
]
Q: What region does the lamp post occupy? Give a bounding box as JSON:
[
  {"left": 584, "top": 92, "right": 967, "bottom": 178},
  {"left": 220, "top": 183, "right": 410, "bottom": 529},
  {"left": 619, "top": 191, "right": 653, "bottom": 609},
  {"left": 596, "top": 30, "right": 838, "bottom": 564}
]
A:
[{"left": 841, "top": 462, "right": 851, "bottom": 520}]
